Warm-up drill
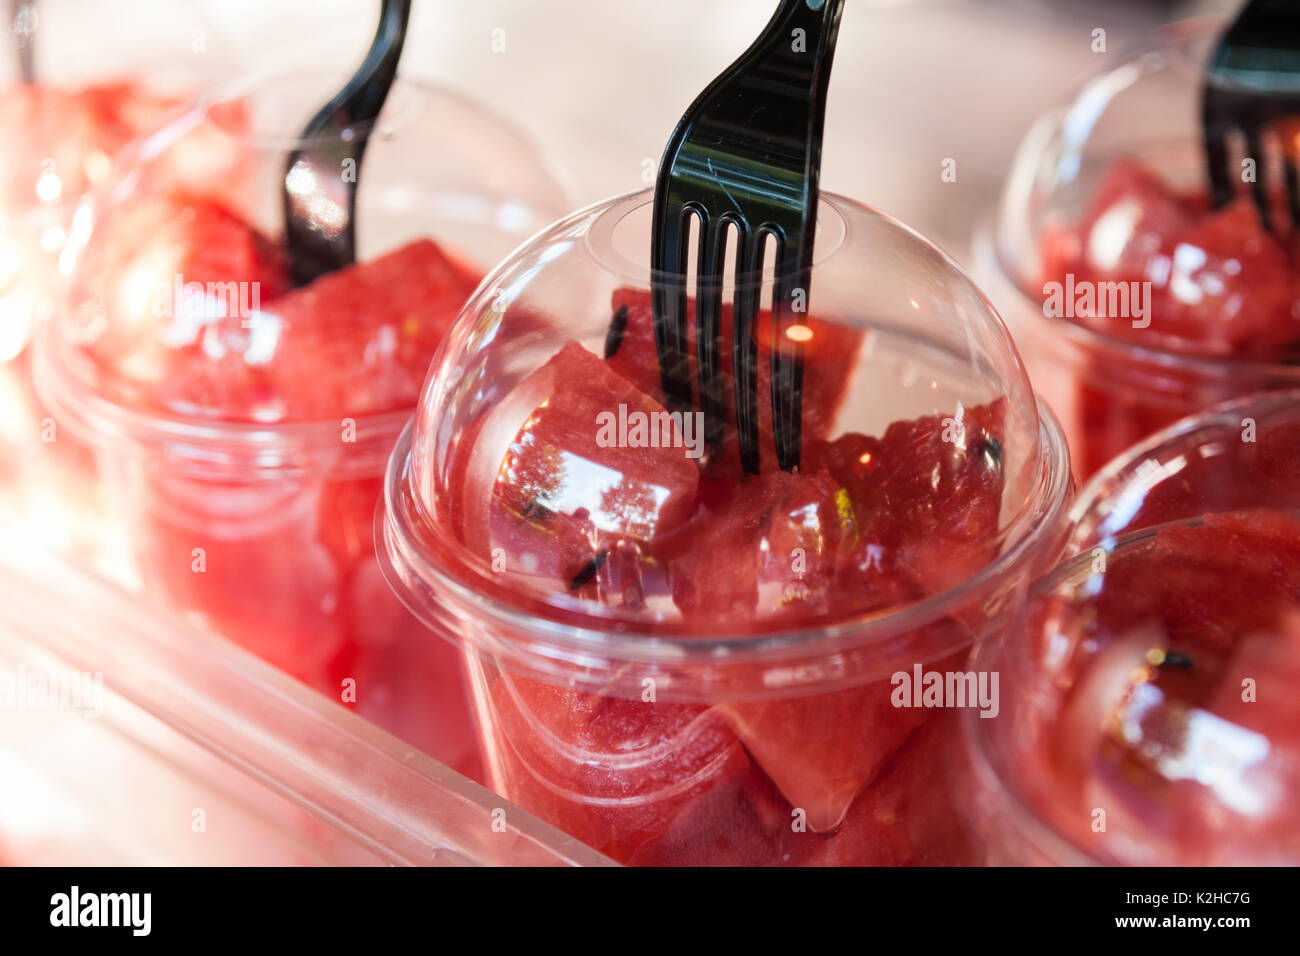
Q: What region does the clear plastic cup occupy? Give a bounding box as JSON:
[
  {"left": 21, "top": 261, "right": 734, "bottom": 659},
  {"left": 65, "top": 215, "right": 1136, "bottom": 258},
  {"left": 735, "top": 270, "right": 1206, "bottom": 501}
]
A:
[
  {"left": 973, "top": 18, "right": 1300, "bottom": 481},
  {"left": 0, "top": 10, "right": 221, "bottom": 561},
  {"left": 962, "top": 390, "right": 1300, "bottom": 865},
  {"left": 0, "top": 0, "right": 297, "bottom": 580},
  {"left": 35, "top": 69, "right": 571, "bottom": 777},
  {"left": 378, "top": 188, "right": 1074, "bottom": 865}
]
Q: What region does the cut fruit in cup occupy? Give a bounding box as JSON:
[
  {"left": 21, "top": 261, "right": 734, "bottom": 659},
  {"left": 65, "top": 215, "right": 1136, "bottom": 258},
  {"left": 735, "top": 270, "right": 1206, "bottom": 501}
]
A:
[
  {"left": 976, "top": 19, "right": 1300, "bottom": 480},
  {"left": 378, "top": 187, "right": 1073, "bottom": 866},
  {"left": 604, "top": 287, "right": 863, "bottom": 477},
  {"left": 35, "top": 70, "right": 573, "bottom": 781},
  {"left": 962, "top": 392, "right": 1300, "bottom": 865}
]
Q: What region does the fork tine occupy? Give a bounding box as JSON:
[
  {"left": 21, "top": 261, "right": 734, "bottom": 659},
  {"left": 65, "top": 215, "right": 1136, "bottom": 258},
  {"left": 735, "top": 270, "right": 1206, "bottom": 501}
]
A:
[
  {"left": 1244, "top": 126, "right": 1275, "bottom": 232},
  {"left": 770, "top": 238, "right": 807, "bottom": 473},
  {"left": 1202, "top": 98, "right": 1235, "bottom": 209},
  {"left": 695, "top": 215, "right": 728, "bottom": 456},
  {"left": 732, "top": 228, "right": 764, "bottom": 475},
  {"left": 649, "top": 203, "right": 693, "bottom": 413},
  {"left": 1284, "top": 151, "right": 1300, "bottom": 232}
]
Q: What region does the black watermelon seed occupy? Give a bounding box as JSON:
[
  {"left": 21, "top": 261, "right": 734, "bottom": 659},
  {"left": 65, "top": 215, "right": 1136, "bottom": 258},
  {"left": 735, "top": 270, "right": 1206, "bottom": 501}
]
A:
[
  {"left": 605, "top": 305, "right": 629, "bottom": 359},
  {"left": 569, "top": 549, "right": 609, "bottom": 591}
]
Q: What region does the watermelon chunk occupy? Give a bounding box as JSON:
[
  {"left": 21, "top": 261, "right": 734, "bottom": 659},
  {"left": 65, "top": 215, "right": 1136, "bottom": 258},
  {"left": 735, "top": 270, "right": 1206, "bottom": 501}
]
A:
[
  {"left": 460, "top": 341, "right": 701, "bottom": 601},
  {"left": 251, "top": 238, "right": 482, "bottom": 419},
  {"left": 1040, "top": 157, "right": 1300, "bottom": 359},
  {"left": 1036, "top": 510, "right": 1300, "bottom": 863},
  {"left": 604, "top": 287, "right": 862, "bottom": 476},
  {"left": 1041, "top": 158, "right": 1195, "bottom": 284},
  {"left": 80, "top": 204, "right": 485, "bottom": 422},
  {"left": 75, "top": 192, "right": 289, "bottom": 406},
  {"left": 658, "top": 400, "right": 1007, "bottom": 831},
  {"left": 657, "top": 468, "right": 852, "bottom": 628},
  {"left": 793, "top": 716, "right": 978, "bottom": 866},
  {"left": 808, "top": 398, "right": 1008, "bottom": 603},
  {"left": 628, "top": 715, "right": 977, "bottom": 865},
  {"left": 716, "top": 640, "right": 970, "bottom": 834},
  {"left": 1084, "top": 510, "right": 1300, "bottom": 658},
  {"left": 485, "top": 671, "right": 749, "bottom": 862}
]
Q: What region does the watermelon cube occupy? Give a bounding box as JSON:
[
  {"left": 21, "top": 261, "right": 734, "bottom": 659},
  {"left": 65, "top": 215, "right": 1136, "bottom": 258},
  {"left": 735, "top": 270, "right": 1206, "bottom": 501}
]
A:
[
  {"left": 485, "top": 671, "right": 750, "bottom": 862},
  {"left": 255, "top": 237, "right": 482, "bottom": 419},
  {"left": 459, "top": 341, "right": 701, "bottom": 601},
  {"left": 604, "top": 287, "right": 862, "bottom": 476}
]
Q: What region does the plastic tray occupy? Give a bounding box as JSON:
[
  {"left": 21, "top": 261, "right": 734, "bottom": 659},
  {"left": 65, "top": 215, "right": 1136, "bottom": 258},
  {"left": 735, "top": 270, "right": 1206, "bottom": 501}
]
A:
[{"left": 0, "top": 534, "right": 615, "bottom": 866}]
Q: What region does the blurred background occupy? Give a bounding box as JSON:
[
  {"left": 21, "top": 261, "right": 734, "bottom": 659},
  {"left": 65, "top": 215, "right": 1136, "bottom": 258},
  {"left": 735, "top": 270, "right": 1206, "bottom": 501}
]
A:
[{"left": 13, "top": 0, "right": 1241, "bottom": 258}]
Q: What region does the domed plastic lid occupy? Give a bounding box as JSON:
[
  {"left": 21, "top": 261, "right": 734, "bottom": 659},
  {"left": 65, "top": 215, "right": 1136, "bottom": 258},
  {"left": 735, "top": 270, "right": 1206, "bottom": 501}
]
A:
[
  {"left": 0, "top": 74, "right": 180, "bottom": 363},
  {"left": 39, "top": 70, "right": 569, "bottom": 447},
  {"left": 990, "top": 391, "right": 1300, "bottom": 865},
  {"left": 994, "top": 18, "right": 1300, "bottom": 362},
  {"left": 395, "top": 189, "right": 1062, "bottom": 639}
]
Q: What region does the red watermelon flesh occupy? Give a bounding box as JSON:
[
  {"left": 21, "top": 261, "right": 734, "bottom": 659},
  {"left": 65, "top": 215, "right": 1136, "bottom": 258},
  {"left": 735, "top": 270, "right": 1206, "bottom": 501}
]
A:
[
  {"left": 604, "top": 287, "right": 862, "bottom": 476},
  {"left": 807, "top": 397, "right": 1008, "bottom": 604},
  {"left": 1079, "top": 510, "right": 1300, "bottom": 660},
  {"left": 1040, "top": 157, "right": 1300, "bottom": 359},
  {"left": 459, "top": 341, "right": 700, "bottom": 602},
  {"left": 659, "top": 400, "right": 1006, "bottom": 832},
  {"left": 625, "top": 753, "right": 800, "bottom": 866},
  {"left": 131, "top": 469, "right": 351, "bottom": 689},
  {"left": 656, "top": 468, "right": 852, "bottom": 629},
  {"left": 628, "top": 714, "right": 977, "bottom": 865},
  {"left": 1040, "top": 158, "right": 1195, "bottom": 286},
  {"left": 76, "top": 191, "right": 289, "bottom": 410},
  {"left": 1037, "top": 510, "right": 1300, "bottom": 862},
  {"left": 717, "top": 642, "right": 969, "bottom": 834},
  {"left": 90, "top": 219, "right": 482, "bottom": 421},
  {"left": 248, "top": 238, "right": 482, "bottom": 419},
  {"left": 794, "top": 716, "right": 979, "bottom": 865},
  {"left": 485, "top": 671, "right": 750, "bottom": 862}
]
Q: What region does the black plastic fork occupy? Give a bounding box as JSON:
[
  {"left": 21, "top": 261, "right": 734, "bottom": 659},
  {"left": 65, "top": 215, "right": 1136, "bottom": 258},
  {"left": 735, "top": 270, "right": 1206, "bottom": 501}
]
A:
[
  {"left": 282, "top": 0, "right": 411, "bottom": 286},
  {"left": 650, "top": 0, "right": 845, "bottom": 474},
  {"left": 1202, "top": 0, "right": 1300, "bottom": 233}
]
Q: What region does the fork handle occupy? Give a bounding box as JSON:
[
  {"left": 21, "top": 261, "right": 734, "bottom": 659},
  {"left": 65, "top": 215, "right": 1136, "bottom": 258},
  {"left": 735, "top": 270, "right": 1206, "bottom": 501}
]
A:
[
  {"left": 344, "top": 0, "right": 411, "bottom": 125},
  {"left": 699, "top": 0, "right": 844, "bottom": 167}
]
